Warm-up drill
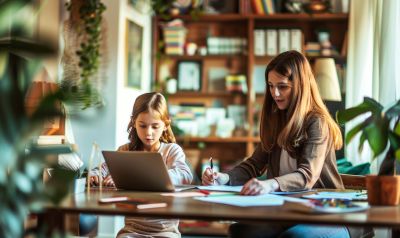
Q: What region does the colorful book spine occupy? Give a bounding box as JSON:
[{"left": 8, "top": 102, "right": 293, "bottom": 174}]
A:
[
  {"left": 261, "top": 0, "right": 269, "bottom": 14},
  {"left": 251, "top": 0, "right": 265, "bottom": 14}
]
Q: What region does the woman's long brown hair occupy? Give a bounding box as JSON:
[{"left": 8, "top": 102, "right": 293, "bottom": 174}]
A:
[
  {"left": 260, "top": 50, "right": 342, "bottom": 154},
  {"left": 127, "top": 92, "right": 175, "bottom": 151}
]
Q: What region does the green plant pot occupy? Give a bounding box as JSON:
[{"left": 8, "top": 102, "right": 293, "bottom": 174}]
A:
[{"left": 73, "top": 177, "right": 87, "bottom": 193}]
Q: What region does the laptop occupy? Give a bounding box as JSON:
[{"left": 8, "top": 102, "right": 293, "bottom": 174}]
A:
[{"left": 102, "top": 151, "right": 196, "bottom": 192}]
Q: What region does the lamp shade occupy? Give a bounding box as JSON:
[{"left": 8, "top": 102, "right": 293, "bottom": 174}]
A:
[
  {"left": 313, "top": 58, "right": 342, "bottom": 101},
  {"left": 25, "top": 69, "right": 65, "bottom": 135}
]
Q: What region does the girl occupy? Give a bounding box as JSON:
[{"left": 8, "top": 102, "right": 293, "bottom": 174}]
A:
[
  {"left": 202, "top": 51, "right": 368, "bottom": 238},
  {"left": 91, "top": 92, "right": 193, "bottom": 238}
]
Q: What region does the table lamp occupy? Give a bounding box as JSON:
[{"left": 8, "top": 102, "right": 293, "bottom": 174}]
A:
[{"left": 313, "top": 58, "right": 342, "bottom": 101}]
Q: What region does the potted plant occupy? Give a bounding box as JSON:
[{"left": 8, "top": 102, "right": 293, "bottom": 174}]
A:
[{"left": 337, "top": 97, "right": 400, "bottom": 205}]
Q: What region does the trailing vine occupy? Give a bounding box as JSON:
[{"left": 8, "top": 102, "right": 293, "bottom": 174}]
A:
[{"left": 65, "top": 0, "right": 106, "bottom": 108}]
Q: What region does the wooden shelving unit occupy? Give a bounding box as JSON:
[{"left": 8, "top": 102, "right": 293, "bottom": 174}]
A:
[
  {"left": 177, "top": 136, "right": 260, "bottom": 143},
  {"left": 152, "top": 2, "right": 348, "bottom": 172}
]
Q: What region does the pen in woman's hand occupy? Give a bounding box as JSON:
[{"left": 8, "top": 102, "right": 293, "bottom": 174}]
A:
[{"left": 209, "top": 157, "right": 214, "bottom": 184}]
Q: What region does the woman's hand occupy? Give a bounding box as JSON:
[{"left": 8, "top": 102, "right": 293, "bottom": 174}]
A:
[
  {"left": 201, "top": 168, "right": 229, "bottom": 185},
  {"left": 240, "top": 178, "right": 279, "bottom": 195}
]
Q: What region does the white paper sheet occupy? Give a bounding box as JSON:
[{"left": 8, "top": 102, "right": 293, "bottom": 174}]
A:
[{"left": 194, "top": 193, "right": 308, "bottom": 207}]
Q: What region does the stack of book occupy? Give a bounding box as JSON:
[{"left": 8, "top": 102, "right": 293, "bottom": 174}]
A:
[
  {"left": 305, "top": 42, "right": 321, "bottom": 56},
  {"left": 207, "top": 37, "right": 247, "bottom": 55},
  {"left": 225, "top": 75, "right": 247, "bottom": 93},
  {"left": 163, "top": 19, "right": 187, "bottom": 55},
  {"left": 37, "top": 135, "right": 65, "bottom": 145}
]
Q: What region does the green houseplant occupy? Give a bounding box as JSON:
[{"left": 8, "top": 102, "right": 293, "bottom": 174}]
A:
[
  {"left": 337, "top": 97, "right": 400, "bottom": 205},
  {"left": 0, "top": 0, "right": 105, "bottom": 237}
]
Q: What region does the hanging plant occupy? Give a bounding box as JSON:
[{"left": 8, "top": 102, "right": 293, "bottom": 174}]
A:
[{"left": 64, "top": 0, "right": 106, "bottom": 109}]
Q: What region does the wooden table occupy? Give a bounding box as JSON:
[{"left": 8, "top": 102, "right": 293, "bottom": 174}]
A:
[{"left": 40, "top": 188, "right": 400, "bottom": 234}]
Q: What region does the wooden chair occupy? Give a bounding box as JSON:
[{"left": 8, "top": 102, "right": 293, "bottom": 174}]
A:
[{"left": 340, "top": 173, "right": 366, "bottom": 190}]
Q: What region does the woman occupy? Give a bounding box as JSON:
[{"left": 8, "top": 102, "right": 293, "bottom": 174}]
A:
[{"left": 202, "top": 51, "right": 370, "bottom": 238}]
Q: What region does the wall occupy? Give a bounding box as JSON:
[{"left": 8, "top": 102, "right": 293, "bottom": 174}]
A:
[
  {"left": 115, "top": 0, "right": 152, "bottom": 148},
  {"left": 69, "top": 0, "right": 152, "bottom": 166},
  {"left": 67, "top": 0, "right": 152, "bottom": 236},
  {"left": 36, "top": 0, "right": 61, "bottom": 80}
]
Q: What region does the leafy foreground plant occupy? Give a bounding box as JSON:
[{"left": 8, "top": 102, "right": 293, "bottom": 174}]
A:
[
  {"left": 0, "top": 0, "right": 104, "bottom": 237},
  {"left": 337, "top": 97, "right": 400, "bottom": 175}
]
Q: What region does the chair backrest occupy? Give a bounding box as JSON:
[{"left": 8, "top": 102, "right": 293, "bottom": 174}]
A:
[{"left": 340, "top": 174, "right": 366, "bottom": 190}]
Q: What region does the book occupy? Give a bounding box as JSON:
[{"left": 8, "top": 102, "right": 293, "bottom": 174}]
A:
[
  {"left": 37, "top": 135, "right": 65, "bottom": 145},
  {"left": 290, "top": 29, "right": 303, "bottom": 53},
  {"left": 266, "top": 29, "right": 278, "bottom": 56},
  {"left": 266, "top": 0, "right": 275, "bottom": 14},
  {"left": 261, "top": 0, "right": 268, "bottom": 14},
  {"left": 278, "top": 29, "right": 290, "bottom": 53},
  {"left": 251, "top": 0, "right": 265, "bottom": 14},
  {"left": 99, "top": 197, "right": 167, "bottom": 210},
  {"left": 254, "top": 29, "right": 266, "bottom": 56}
]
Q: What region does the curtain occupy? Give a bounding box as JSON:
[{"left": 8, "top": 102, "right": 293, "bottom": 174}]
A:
[{"left": 345, "top": 0, "right": 400, "bottom": 172}]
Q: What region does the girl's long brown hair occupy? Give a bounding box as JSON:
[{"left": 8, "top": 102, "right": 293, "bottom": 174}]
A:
[
  {"left": 127, "top": 92, "right": 175, "bottom": 151},
  {"left": 260, "top": 50, "right": 342, "bottom": 154}
]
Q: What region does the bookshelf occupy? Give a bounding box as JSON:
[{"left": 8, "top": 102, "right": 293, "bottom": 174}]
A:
[{"left": 151, "top": 1, "right": 349, "bottom": 175}]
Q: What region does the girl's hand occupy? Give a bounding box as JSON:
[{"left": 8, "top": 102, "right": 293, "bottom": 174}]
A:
[
  {"left": 240, "top": 178, "right": 279, "bottom": 195},
  {"left": 201, "top": 168, "right": 229, "bottom": 185},
  {"left": 102, "top": 175, "right": 115, "bottom": 187},
  {"left": 89, "top": 175, "right": 100, "bottom": 186}
]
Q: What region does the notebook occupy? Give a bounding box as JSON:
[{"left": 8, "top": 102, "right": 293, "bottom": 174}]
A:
[{"left": 102, "top": 151, "right": 195, "bottom": 192}]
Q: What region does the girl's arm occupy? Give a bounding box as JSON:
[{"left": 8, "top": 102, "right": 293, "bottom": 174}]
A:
[
  {"left": 89, "top": 144, "right": 129, "bottom": 187},
  {"left": 88, "top": 162, "right": 110, "bottom": 186},
  {"left": 226, "top": 144, "right": 269, "bottom": 185},
  {"left": 165, "top": 144, "right": 193, "bottom": 185}
]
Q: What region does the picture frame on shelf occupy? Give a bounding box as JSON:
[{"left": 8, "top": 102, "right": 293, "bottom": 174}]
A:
[
  {"left": 177, "top": 61, "right": 202, "bottom": 91},
  {"left": 125, "top": 19, "right": 143, "bottom": 89}
]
